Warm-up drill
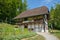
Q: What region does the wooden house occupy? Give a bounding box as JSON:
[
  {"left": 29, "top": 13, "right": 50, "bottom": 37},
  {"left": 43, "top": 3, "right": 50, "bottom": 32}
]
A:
[{"left": 14, "top": 6, "right": 49, "bottom": 32}]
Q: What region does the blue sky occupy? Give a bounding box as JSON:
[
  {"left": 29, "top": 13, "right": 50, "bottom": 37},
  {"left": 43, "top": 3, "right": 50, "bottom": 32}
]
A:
[{"left": 27, "top": 0, "right": 60, "bottom": 10}]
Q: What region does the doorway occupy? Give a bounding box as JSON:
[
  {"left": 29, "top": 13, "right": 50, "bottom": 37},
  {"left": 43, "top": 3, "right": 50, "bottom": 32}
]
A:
[{"left": 24, "top": 24, "right": 28, "bottom": 28}]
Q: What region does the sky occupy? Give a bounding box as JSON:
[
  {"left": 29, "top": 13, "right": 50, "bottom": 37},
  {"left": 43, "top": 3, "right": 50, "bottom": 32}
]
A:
[{"left": 27, "top": 0, "right": 60, "bottom": 10}]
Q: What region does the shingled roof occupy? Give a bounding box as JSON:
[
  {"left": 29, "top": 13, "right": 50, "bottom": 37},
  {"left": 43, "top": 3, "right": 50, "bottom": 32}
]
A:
[{"left": 14, "top": 6, "right": 49, "bottom": 19}]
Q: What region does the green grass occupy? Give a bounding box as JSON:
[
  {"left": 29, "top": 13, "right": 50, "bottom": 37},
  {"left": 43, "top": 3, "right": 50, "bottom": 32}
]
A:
[
  {"left": 27, "top": 35, "right": 45, "bottom": 40},
  {"left": 0, "top": 23, "right": 36, "bottom": 40},
  {"left": 50, "top": 30, "right": 60, "bottom": 40}
]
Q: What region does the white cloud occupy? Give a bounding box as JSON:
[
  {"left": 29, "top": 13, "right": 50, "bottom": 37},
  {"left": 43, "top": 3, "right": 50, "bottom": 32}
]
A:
[
  {"left": 38, "top": 0, "right": 53, "bottom": 7},
  {"left": 45, "top": 0, "right": 53, "bottom": 3},
  {"left": 41, "top": 0, "right": 53, "bottom": 4}
]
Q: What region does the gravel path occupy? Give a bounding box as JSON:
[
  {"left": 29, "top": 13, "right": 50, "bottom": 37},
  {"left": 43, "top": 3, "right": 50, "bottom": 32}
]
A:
[{"left": 37, "top": 32, "right": 59, "bottom": 40}]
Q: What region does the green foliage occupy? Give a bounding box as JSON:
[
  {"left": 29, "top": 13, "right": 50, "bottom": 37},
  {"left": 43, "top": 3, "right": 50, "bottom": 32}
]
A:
[
  {"left": 54, "top": 4, "right": 60, "bottom": 29},
  {"left": 0, "top": 23, "right": 36, "bottom": 40},
  {"left": 50, "top": 30, "right": 60, "bottom": 40},
  {"left": 49, "top": 4, "right": 60, "bottom": 30},
  {"left": 49, "top": 7, "right": 54, "bottom": 25},
  {"left": 0, "top": 0, "right": 27, "bottom": 23}
]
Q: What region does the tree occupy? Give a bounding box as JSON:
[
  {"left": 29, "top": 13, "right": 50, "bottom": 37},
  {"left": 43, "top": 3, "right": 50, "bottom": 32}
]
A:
[
  {"left": 49, "top": 4, "right": 60, "bottom": 30},
  {"left": 49, "top": 7, "right": 55, "bottom": 28},
  {"left": 0, "top": 0, "right": 27, "bottom": 24},
  {"left": 54, "top": 4, "right": 60, "bottom": 29},
  {"left": 22, "top": 0, "right": 27, "bottom": 11}
]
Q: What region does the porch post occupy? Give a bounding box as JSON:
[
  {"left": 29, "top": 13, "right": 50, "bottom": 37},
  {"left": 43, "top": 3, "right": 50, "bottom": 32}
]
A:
[
  {"left": 34, "top": 23, "right": 35, "bottom": 32},
  {"left": 28, "top": 24, "right": 31, "bottom": 31},
  {"left": 31, "top": 23, "right": 34, "bottom": 31},
  {"left": 44, "top": 14, "right": 48, "bottom": 32},
  {"left": 21, "top": 25, "right": 24, "bottom": 32},
  {"left": 41, "top": 24, "right": 45, "bottom": 32}
]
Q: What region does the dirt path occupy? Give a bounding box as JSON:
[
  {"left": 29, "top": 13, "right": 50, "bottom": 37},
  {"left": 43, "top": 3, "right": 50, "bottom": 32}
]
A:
[{"left": 37, "top": 32, "right": 59, "bottom": 40}]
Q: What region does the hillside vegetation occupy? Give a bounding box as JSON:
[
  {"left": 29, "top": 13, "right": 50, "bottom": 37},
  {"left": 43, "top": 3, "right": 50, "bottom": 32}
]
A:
[{"left": 0, "top": 23, "right": 36, "bottom": 40}]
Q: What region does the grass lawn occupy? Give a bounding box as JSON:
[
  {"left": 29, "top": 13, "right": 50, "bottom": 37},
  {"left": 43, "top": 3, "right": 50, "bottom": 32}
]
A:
[
  {"left": 50, "top": 30, "right": 60, "bottom": 40},
  {"left": 0, "top": 23, "right": 45, "bottom": 40},
  {"left": 0, "top": 23, "right": 36, "bottom": 40},
  {"left": 27, "top": 35, "right": 45, "bottom": 40}
]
